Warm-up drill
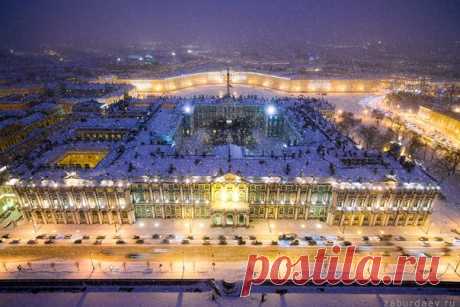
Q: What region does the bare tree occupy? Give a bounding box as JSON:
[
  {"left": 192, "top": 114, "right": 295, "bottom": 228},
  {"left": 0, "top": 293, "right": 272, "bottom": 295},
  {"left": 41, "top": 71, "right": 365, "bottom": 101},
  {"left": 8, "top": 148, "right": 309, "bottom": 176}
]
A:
[
  {"left": 445, "top": 150, "right": 460, "bottom": 176},
  {"left": 359, "top": 126, "right": 380, "bottom": 149},
  {"left": 376, "top": 129, "right": 397, "bottom": 150},
  {"left": 406, "top": 135, "right": 424, "bottom": 158}
]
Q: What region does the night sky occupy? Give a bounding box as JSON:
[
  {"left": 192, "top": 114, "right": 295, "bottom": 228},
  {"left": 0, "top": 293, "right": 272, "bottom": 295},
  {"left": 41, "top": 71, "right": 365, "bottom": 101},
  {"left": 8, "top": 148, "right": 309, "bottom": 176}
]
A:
[{"left": 1, "top": 0, "right": 459, "bottom": 50}]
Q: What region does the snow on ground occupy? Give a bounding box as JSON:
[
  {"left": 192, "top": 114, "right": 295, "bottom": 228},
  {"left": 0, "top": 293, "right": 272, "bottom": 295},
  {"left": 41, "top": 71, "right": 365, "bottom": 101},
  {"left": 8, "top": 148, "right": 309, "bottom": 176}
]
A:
[{"left": 0, "top": 291, "right": 458, "bottom": 307}]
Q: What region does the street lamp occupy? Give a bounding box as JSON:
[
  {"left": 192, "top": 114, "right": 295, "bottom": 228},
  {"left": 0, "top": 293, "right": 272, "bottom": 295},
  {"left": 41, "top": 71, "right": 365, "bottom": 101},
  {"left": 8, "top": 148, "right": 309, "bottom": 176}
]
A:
[
  {"left": 184, "top": 221, "right": 192, "bottom": 235},
  {"left": 424, "top": 221, "right": 432, "bottom": 235},
  {"left": 114, "top": 222, "right": 120, "bottom": 234},
  {"left": 90, "top": 253, "right": 95, "bottom": 272}
]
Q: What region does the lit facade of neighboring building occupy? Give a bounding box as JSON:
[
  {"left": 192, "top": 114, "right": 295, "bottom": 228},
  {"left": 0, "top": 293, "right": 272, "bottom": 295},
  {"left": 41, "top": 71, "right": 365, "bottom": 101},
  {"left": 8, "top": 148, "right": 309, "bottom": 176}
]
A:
[
  {"left": 0, "top": 102, "right": 66, "bottom": 155},
  {"left": 418, "top": 105, "right": 460, "bottom": 148}
]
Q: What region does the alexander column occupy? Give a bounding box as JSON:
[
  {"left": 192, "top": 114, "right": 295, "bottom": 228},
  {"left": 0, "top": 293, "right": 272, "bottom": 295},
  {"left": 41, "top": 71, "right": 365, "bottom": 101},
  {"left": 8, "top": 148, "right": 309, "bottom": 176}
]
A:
[{"left": 226, "top": 67, "right": 232, "bottom": 98}]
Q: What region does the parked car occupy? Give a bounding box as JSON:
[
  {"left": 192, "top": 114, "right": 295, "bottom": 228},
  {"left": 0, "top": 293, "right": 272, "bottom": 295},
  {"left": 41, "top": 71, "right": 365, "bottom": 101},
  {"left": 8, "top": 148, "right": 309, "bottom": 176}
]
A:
[
  {"left": 290, "top": 240, "right": 299, "bottom": 246},
  {"left": 307, "top": 240, "right": 317, "bottom": 246}
]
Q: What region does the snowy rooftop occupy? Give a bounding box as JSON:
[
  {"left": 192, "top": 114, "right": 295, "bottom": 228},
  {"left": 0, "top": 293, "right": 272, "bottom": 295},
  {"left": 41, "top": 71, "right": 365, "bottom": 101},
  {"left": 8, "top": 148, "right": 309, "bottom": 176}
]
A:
[
  {"left": 73, "top": 117, "right": 139, "bottom": 130},
  {"left": 9, "top": 96, "right": 437, "bottom": 187}
]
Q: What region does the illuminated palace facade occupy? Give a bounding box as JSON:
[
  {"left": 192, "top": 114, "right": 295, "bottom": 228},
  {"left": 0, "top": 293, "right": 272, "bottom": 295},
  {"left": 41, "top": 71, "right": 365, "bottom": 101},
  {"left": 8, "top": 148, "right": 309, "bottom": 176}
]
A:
[
  {"left": 11, "top": 173, "right": 438, "bottom": 227},
  {"left": 5, "top": 94, "right": 439, "bottom": 228}
]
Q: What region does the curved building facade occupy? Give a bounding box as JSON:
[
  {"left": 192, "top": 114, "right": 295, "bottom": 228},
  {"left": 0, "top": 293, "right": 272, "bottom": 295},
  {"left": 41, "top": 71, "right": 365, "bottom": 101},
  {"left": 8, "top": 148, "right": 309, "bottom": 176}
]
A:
[{"left": 100, "top": 71, "right": 388, "bottom": 96}]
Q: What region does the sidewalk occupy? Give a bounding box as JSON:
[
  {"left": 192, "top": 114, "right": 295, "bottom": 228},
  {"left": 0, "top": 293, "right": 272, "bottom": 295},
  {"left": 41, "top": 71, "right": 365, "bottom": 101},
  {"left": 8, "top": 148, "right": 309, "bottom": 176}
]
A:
[
  {"left": 2, "top": 217, "right": 452, "bottom": 244},
  {"left": 1, "top": 257, "right": 460, "bottom": 283}
]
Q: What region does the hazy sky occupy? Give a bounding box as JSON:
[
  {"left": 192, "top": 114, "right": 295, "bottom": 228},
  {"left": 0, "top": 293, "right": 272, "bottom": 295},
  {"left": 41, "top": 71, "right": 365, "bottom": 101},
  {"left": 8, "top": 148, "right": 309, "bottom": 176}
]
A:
[{"left": 1, "top": 0, "right": 459, "bottom": 50}]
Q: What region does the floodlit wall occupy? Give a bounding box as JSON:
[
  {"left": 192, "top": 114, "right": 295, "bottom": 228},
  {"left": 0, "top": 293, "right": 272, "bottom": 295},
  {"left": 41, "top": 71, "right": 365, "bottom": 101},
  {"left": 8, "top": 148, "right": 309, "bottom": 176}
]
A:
[
  {"left": 104, "top": 71, "right": 388, "bottom": 95},
  {"left": 418, "top": 106, "right": 460, "bottom": 142}
]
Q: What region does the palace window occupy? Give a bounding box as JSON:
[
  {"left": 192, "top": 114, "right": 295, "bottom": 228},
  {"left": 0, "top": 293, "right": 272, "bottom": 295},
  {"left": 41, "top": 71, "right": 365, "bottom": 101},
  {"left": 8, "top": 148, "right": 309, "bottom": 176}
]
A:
[
  {"left": 97, "top": 192, "right": 107, "bottom": 209},
  {"left": 132, "top": 186, "right": 146, "bottom": 204}
]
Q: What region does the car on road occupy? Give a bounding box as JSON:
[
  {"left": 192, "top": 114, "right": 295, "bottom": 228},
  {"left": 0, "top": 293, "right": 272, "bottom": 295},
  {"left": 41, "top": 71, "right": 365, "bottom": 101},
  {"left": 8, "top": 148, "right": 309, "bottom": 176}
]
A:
[
  {"left": 289, "top": 240, "right": 299, "bottom": 246},
  {"left": 279, "top": 233, "right": 297, "bottom": 241},
  {"left": 126, "top": 253, "right": 142, "bottom": 259},
  {"left": 307, "top": 240, "right": 317, "bottom": 246}
]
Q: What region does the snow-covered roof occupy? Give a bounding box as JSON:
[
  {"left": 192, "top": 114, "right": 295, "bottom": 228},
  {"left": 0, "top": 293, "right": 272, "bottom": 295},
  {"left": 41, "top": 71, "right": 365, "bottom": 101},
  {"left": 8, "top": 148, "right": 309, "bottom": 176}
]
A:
[
  {"left": 9, "top": 96, "right": 437, "bottom": 188},
  {"left": 18, "top": 113, "right": 45, "bottom": 126}
]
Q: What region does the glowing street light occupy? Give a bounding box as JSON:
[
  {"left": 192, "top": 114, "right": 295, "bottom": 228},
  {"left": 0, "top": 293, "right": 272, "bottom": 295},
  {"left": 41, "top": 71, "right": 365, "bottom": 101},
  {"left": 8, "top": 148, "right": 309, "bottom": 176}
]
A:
[
  {"left": 266, "top": 105, "right": 277, "bottom": 116},
  {"left": 183, "top": 105, "right": 193, "bottom": 114},
  {"left": 171, "top": 51, "right": 176, "bottom": 56}
]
